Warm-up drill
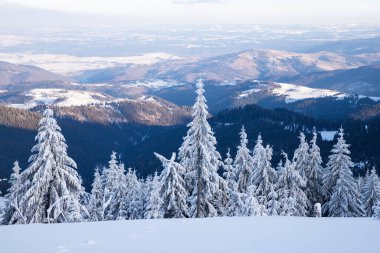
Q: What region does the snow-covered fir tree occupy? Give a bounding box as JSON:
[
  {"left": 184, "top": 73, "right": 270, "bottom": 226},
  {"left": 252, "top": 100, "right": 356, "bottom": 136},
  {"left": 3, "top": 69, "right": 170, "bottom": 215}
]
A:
[
  {"left": 125, "top": 168, "right": 143, "bottom": 219},
  {"left": 305, "top": 129, "right": 324, "bottom": 214},
  {"left": 277, "top": 152, "right": 308, "bottom": 216},
  {"left": 223, "top": 149, "right": 236, "bottom": 189},
  {"left": 144, "top": 171, "right": 164, "bottom": 219},
  {"left": 16, "top": 108, "right": 84, "bottom": 224},
  {"left": 243, "top": 185, "right": 267, "bottom": 216},
  {"left": 88, "top": 168, "right": 105, "bottom": 221},
  {"left": 276, "top": 160, "right": 284, "bottom": 178},
  {"left": 142, "top": 174, "right": 153, "bottom": 216},
  {"left": 2, "top": 161, "right": 25, "bottom": 224},
  {"left": 322, "top": 128, "right": 364, "bottom": 217},
  {"left": 177, "top": 79, "right": 222, "bottom": 218},
  {"left": 292, "top": 132, "right": 310, "bottom": 183},
  {"left": 103, "top": 152, "right": 128, "bottom": 220},
  {"left": 373, "top": 201, "right": 380, "bottom": 219},
  {"left": 266, "top": 184, "right": 279, "bottom": 216},
  {"left": 234, "top": 126, "right": 254, "bottom": 193},
  {"left": 250, "top": 144, "right": 276, "bottom": 201},
  {"left": 9, "top": 161, "right": 21, "bottom": 184},
  {"left": 215, "top": 175, "right": 229, "bottom": 216},
  {"left": 225, "top": 182, "right": 245, "bottom": 217},
  {"left": 155, "top": 152, "right": 189, "bottom": 218},
  {"left": 358, "top": 174, "right": 366, "bottom": 195},
  {"left": 362, "top": 168, "right": 380, "bottom": 217}
]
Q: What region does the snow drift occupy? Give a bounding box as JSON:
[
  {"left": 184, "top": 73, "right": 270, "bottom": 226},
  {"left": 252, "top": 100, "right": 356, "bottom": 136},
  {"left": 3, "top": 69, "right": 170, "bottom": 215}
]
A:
[{"left": 0, "top": 216, "right": 378, "bottom": 253}]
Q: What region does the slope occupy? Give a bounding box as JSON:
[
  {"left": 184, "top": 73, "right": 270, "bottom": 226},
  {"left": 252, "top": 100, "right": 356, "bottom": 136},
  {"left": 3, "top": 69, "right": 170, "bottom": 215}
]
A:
[
  {"left": 76, "top": 49, "right": 380, "bottom": 83},
  {"left": 0, "top": 61, "right": 72, "bottom": 86},
  {"left": 283, "top": 65, "right": 380, "bottom": 97},
  {"left": 0, "top": 216, "right": 378, "bottom": 253}
]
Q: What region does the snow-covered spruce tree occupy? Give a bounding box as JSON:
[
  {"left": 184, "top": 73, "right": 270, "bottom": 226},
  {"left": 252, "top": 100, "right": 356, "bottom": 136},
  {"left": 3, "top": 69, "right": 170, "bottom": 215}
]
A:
[
  {"left": 225, "top": 183, "right": 245, "bottom": 217},
  {"left": 276, "top": 159, "right": 284, "bottom": 178},
  {"left": 322, "top": 128, "right": 364, "bottom": 217},
  {"left": 17, "top": 108, "right": 84, "bottom": 224},
  {"left": 373, "top": 201, "right": 380, "bottom": 218},
  {"left": 9, "top": 161, "right": 21, "bottom": 185},
  {"left": 223, "top": 148, "right": 245, "bottom": 217},
  {"left": 144, "top": 171, "right": 164, "bottom": 219},
  {"left": 155, "top": 152, "right": 189, "bottom": 218},
  {"left": 250, "top": 144, "right": 276, "bottom": 201},
  {"left": 142, "top": 174, "right": 153, "bottom": 216},
  {"left": 292, "top": 132, "right": 310, "bottom": 183},
  {"left": 215, "top": 175, "right": 229, "bottom": 216},
  {"left": 243, "top": 185, "right": 267, "bottom": 216},
  {"left": 177, "top": 79, "right": 222, "bottom": 218},
  {"left": 234, "top": 126, "right": 254, "bottom": 193},
  {"left": 125, "top": 168, "right": 143, "bottom": 219},
  {"left": 305, "top": 129, "right": 324, "bottom": 215},
  {"left": 357, "top": 174, "right": 366, "bottom": 195},
  {"left": 362, "top": 168, "right": 380, "bottom": 217},
  {"left": 103, "top": 152, "right": 128, "bottom": 220},
  {"left": 277, "top": 152, "right": 308, "bottom": 216},
  {"left": 266, "top": 184, "right": 279, "bottom": 216},
  {"left": 88, "top": 168, "right": 105, "bottom": 221},
  {"left": 223, "top": 149, "right": 236, "bottom": 189},
  {"left": 2, "top": 161, "right": 26, "bottom": 224}
]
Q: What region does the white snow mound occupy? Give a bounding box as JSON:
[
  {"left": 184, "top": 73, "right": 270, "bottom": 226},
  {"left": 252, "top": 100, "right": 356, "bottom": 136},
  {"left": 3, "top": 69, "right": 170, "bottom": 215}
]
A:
[
  {"left": 0, "top": 216, "right": 378, "bottom": 253},
  {"left": 11, "top": 89, "right": 110, "bottom": 109},
  {"left": 272, "top": 83, "right": 343, "bottom": 103}
]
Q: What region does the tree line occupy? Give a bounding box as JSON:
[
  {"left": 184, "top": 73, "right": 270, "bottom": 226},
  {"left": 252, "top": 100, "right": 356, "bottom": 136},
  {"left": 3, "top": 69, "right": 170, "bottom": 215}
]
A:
[{"left": 2, "top": 79, "right": 380, "bottom": 224}]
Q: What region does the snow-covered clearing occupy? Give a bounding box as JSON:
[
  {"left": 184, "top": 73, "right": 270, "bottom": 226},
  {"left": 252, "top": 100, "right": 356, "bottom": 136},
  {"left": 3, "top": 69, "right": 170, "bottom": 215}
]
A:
[
  {"left": 319, "top": 131, "right": 337, "bottom": 141},
  {"left": 236, "top": 82, "right": 346, "bottom": 102},
  {"left": 272, "top": 83, "right": 343, "bottom": 103},
  {"left": 0, "top": 216, "right": 378, "bottom": 253},
  {"left": 11, "top": 89, "right": 110, "bottom": 109}
]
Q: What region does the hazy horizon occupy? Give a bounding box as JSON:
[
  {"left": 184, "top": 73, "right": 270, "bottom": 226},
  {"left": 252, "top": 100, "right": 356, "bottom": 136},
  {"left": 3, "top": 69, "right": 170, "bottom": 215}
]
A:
[{"left": 0, "top": 0, "right": 379, "bottom": 28}]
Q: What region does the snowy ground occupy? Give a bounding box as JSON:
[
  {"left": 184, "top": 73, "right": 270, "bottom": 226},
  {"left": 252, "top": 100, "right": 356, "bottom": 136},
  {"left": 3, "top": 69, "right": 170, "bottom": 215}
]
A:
[
  {"left": 10, "top": 89, "right": 111, "bottom": 109},
  {"left": 271, "top": 83, "right": 344, "bottom": 103},
  {"left": 319, "top": 131, "right": 338, "bottom": 141},
  {"left": 0, "top": 216, "right": 378, "bottom": 253},
  {"left": 237, "top": 82, "right": 344, "bottom": 102}
]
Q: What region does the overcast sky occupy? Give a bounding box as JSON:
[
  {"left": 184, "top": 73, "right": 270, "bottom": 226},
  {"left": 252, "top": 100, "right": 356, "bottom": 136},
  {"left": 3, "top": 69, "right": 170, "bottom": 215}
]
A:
[{"left": 1, "top": 0, "right": 379, "bottom": 26}]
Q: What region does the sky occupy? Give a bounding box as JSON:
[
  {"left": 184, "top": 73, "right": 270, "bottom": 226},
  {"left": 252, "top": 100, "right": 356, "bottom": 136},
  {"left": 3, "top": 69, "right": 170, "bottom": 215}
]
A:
[{"left": 0, "top": 0, "right": 379, "bottom": 26}]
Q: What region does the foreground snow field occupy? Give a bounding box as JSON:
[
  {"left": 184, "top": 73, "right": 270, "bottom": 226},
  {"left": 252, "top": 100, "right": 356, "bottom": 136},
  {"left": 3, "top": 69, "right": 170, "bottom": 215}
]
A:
[{"left": 0, "top": 216, "right": 379, "bottom": 253}]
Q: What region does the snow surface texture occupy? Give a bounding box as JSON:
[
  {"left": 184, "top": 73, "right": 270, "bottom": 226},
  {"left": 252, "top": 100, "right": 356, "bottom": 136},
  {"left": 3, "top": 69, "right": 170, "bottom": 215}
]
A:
[{"left": 0, "top": 217, "right": 379, "bottom": 253}]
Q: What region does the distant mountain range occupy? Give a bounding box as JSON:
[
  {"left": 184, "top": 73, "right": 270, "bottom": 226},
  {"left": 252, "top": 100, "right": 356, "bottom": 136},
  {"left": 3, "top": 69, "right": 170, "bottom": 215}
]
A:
[
  {"left": 302, "top": 37, "right": 380, "bottom": 55},
  {"left": 283, "top": 65, "right": 380, "bottom": 97},
  {"left": 76, "top": 49, "right": 380, "bottom": 83},
  {"left": 0, "top": 61, "right": 72, "bottom": 86},
  {"left": 1, "top": 48, "right": 380, "bottom": 94}
]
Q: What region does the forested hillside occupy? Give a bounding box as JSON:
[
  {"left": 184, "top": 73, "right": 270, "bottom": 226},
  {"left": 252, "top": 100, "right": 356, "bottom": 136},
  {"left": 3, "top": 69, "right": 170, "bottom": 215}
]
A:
[{"left": 1, "top": 102, "right": 380, "bottom": 193}]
